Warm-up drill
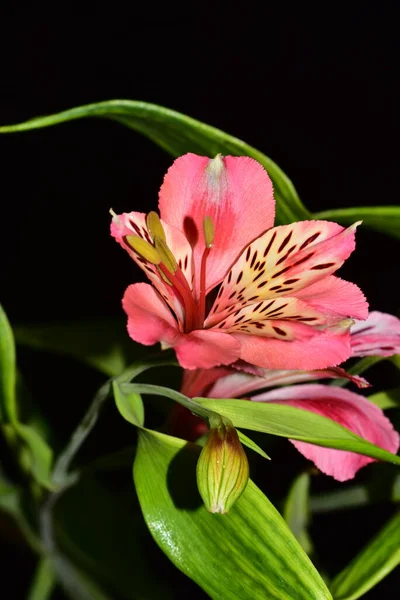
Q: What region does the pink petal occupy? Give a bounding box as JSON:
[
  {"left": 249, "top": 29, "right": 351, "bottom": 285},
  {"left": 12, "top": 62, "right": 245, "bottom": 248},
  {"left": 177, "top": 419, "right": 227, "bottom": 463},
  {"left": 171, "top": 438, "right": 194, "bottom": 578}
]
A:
[
  {"left": 295, "top": 276, "right": 368, "bottom": 320},
  {"left": 122, "top": 283, "right": 179, "bottom": 346},
  {"left": 175, "top": 329, "right": 240, "bottom": 370},
  {"left": 206, "top": 296, "right": 330, "bottom": 332},
  {"left": 181, "top": 367, "right": 232, "bottom": 398},
  {"left": 209, "top": 220, "right": 358, "bottom": 315},
  {"left": 206, "top": 366, "right": 369, "bottom": 399},
  {"left": 252, "top": 384, "right": 400, "bottom": 481},
  {"left": 351, "top": 311, "right": 400, "bottom": 357},
  {"left": 235, "top": 329, "right": 352, "bottom": 370},
  {"left": 158, "top": 153, "right": 275, "bottom": 293},
  {"left": 208, "top": 371, "right": 269, "bottom": 398},
  {"left": 310, "top": 366, "right": 370, "bottom": 388}
]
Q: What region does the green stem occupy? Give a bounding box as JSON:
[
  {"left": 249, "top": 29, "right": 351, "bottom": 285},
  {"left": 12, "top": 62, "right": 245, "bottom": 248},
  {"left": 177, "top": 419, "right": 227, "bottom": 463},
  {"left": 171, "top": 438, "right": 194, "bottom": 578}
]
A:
[
  {"left": 27, "top": 557, "right": 57, "bottom": 600},
  {"left": 52, "top": 358, "right": 179, "bottom": 487},
  {"left": 51, "top": 382, "right": 111, "bottom": 487}
]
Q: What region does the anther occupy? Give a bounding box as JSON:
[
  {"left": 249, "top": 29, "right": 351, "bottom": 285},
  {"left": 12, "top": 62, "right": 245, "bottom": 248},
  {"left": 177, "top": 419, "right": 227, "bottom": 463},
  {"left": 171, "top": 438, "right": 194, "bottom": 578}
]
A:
[
  {"left": 126, "top": 236, "right": 161, "bottom": 264},
  {"left": 146, "top": 211, "right": 166, "bottom": 242},
  {"left": 203, "top": 215, "right": 215, "bottom": 248}
]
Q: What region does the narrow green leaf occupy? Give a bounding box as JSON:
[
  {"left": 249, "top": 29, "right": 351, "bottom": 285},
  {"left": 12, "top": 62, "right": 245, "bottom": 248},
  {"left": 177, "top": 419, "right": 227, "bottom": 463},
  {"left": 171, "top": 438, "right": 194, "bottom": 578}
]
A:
[
  {"left": 330, "top": 511, "right": 400, "bottom": 600},
  {"left": 112, "top": 380, "right": 144, "bottom": 427},
  {"left": 237, "top": 430, "right": 271, "bottom": 460},
  {"left": 283, "top": 473, "right": 313, "bottom": 555},
  {"left": 13, "top": 319, "right": 139, "bottom": 377},
  {"left": 17, "top": 424, "right": 54, "bottom": 489},
  {"left": 0, "top": 100, "right": 310, "bottom": 224},
  {"left": 314, "top": 206, "right": 400, "bottom": 239},
  {"left": 310, "top": 486, "right": 369, "bottom": 514},
  {"left": 27, "top": 558, "right": 56, "bottom": 600},
  {"left": 123, "top": 382, "right": 223, "bottom": 422},
  {"left": 134, "top": 429, "right": 331, "bottom": 600},
  {"left": 0, "top": 303, "right": 17, "bottom": 422},
  {"left": 196, "top": 399, "right": 400, "bottom": 466},
  {"left": 0, "top": 305, "right": 53, "bottom": 488},
  {"left": 367, "top": 388, "right": 400, "bottom": 409}
]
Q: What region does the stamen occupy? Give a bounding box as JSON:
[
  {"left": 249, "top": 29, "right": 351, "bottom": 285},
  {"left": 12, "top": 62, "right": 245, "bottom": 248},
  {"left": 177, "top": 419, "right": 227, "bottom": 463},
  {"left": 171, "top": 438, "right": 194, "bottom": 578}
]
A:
[
  {"left": 203, "top": 215, "right": 215, "bottom": 248},
  {"left": 146, "top": 211, "right": 166, "bottom": 242},
  {"left": 154, "top": 236, "right": 178, "bottom": 273},
  {"left": 152, "top": 234, "right": 196, "bottom": 332},
  {"left": 158, "top": 262, "right": 195, "bottom": 332},
  {"left": 126, "top": 235, "right": 161, "bottom": 264}
]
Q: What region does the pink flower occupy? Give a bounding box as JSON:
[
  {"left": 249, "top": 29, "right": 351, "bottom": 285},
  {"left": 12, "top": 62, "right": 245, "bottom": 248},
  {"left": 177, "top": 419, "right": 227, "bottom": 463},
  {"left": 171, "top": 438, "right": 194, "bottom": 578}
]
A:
[
  {"left": 180, "top": 369, "right": 399, "bottom": 481},
  {"left": 111, "top": 153, "right": 367, "bottom": 370},
  {"left": 351, "top": 311, "right": 400, "bottom": 357}
]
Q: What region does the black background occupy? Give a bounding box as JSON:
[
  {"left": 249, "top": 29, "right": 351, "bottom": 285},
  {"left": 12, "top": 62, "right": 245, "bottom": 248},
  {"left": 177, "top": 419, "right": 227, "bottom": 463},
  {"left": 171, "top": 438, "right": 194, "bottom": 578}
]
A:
[
  {"left": 1, "top": 9, "right": 399, "bottom": 324},
  {"left": 1, "top": 7, "right": 399, "bottom": 599}
]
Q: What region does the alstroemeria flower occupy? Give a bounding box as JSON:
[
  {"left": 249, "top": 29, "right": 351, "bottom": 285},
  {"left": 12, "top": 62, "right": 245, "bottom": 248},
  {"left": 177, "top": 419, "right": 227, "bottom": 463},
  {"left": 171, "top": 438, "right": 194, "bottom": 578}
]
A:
[
  {"left": 351, "top": 310, "right": 400, "bottom": 357},
  {"left": 179, "top": 369, "right": 399, "bottom": 481},
  {"left": 112, "top": 153, "right": 368, "bottom": 370}
]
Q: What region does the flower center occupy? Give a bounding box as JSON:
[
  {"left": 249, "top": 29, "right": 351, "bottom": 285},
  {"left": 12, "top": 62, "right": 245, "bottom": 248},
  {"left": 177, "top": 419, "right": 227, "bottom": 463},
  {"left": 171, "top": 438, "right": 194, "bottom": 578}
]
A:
[{"left": 126, "top": 212, "right": 214, "bottom": 333}]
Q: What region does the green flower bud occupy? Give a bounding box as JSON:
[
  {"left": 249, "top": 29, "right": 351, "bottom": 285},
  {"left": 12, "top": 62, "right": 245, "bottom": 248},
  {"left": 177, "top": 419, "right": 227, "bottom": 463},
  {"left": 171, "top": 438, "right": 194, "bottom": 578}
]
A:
[{"left": 196, "top": 420, "right": 249, "bottom": 514}]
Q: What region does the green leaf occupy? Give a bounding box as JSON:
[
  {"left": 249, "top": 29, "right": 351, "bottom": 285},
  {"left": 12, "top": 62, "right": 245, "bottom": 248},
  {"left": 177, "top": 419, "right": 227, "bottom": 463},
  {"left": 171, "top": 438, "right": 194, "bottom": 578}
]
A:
[
  {"left": 0, "top": 303, "right": 17, "bottom": 422},
  {"left": 134, "top": 429, "right": 331, "bottom": 600},
  {"left": 123, "top": 382, "right": 223, "bottom": 422},
  {"left": 367, "top": 388, "right": 400, "bottom": 409},
  {"left": 310, "top": 486, "right": 369, "bottom": 514},
  {"left": 112, "top": 380, "right": 144, "bottom": 427},
  {"left": 27, "top": 558, "right": 57, "bottom": 600},
  {"left": 13, "top": 319, "right": 139, "bottom": 377},
  {"left": 330, "top": 510, "right": 400, "bottom": 600},
  {"left": 196, "top": 399, "right": 400, "bottom": 465},
  {"left": 17, "top": 424, "right": 54, "bottom": 488},
  {"left": 283, "top": 473, "right": 313, "bottom": 555},
  {"left": 0, "top": 100, "right": 310, "bottom": 225},
  {"left": 0, "top": 305, "right": 53, "bottom": 488},
  {"left": 237, "top": 430, "right": 271, "bottom": 460},
  {"left": 313, "top": 206, "right": 400, "bottom": 239}
]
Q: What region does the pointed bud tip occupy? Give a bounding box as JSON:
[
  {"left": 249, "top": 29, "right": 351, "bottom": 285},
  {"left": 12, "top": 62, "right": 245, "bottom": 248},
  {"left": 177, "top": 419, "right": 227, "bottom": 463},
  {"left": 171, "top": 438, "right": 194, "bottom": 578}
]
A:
[
  {"left": 206, "top": 154, "right": 226, "bottom": 181},
  {"left": 109, "top": 208, "right": 119, "bottom": 222},
  {"left": 351, "top": 220, "right": 363, "bottom": 230}
]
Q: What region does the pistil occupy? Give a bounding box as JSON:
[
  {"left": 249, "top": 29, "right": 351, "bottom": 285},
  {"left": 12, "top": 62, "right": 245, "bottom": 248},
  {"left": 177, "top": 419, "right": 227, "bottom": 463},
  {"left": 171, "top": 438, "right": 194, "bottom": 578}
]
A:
[{"left": 198, "top": 216, "right": 214, "bottom": 327}]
